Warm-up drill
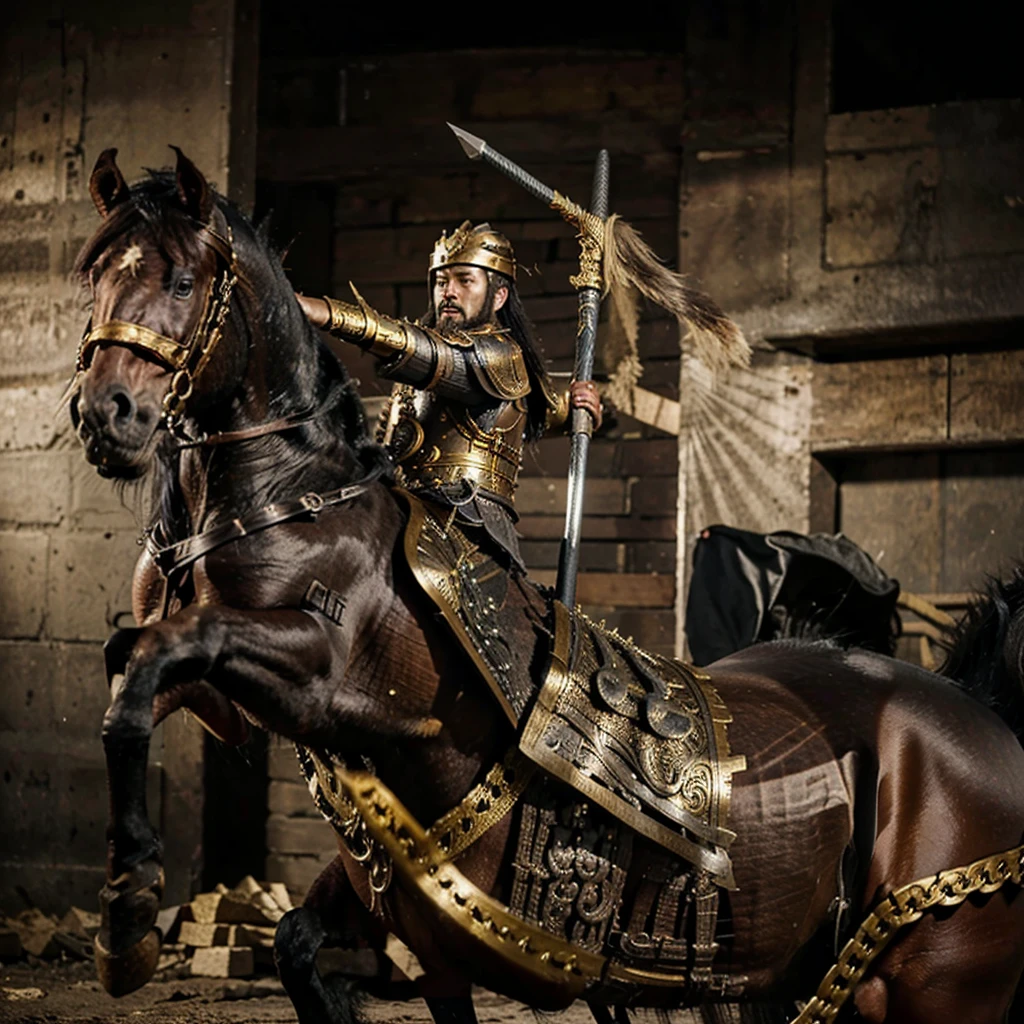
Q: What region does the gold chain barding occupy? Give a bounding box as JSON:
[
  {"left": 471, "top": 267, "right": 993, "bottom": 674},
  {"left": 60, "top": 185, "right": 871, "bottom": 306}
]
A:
[{"left": 791, "top": 841, "right": 1024, "bottom": 1023}]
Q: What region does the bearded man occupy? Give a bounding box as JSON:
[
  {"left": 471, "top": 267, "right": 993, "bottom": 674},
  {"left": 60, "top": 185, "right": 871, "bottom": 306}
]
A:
[{"left": 297, "top": 221, "right": 600, "bottom": 570}]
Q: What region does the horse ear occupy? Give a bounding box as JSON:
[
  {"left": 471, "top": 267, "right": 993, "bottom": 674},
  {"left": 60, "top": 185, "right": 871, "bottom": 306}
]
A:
[
  {"left": 170, "top": 146, "right": 213, "bottom": 223},
  {"left": 89, "top": 148, "right": 129, "bottom": 217}
]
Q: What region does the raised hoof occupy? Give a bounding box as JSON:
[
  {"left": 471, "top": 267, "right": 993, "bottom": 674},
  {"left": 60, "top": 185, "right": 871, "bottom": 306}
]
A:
[
  {"left": 95, "top": 860, "right": 164, "bottom": 996},
  {"left": 94, "top": 927, "right": 161, "bottom": 997}
]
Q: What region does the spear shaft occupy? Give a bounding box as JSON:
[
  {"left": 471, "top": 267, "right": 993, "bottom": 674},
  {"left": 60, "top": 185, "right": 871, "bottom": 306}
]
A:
[
  {"left": 556, "top": 150, "right": 609, "bottom": 607},
  {"left": 448, "top": 124, "right": 608, "bottom": 607}
]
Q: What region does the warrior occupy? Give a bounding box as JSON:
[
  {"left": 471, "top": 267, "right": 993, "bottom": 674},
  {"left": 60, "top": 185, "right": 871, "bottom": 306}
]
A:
[{"left": 297, "top": 221, "right": 601, "bottom": 570}]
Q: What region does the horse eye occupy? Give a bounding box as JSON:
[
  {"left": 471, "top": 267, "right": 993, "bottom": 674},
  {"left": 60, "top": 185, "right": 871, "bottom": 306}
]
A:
[{"left": 174, "top": 277, "right": 194, "bottom": 299}]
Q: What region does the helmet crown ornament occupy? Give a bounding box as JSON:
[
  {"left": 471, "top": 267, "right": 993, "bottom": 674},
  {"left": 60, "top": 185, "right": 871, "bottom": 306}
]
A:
[{"left": 429, "top": 220, "right": 516, "bottom": 281}]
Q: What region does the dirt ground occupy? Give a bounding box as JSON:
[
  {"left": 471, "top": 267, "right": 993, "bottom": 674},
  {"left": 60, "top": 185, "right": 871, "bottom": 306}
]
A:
[{"left": 0, "top": 960, "right": 721, "bottom": 1024}]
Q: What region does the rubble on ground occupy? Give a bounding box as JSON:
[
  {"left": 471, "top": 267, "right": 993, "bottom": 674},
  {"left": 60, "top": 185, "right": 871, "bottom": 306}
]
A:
[{"left": 0, "top": 876, "right": 297, "bottom": 982}]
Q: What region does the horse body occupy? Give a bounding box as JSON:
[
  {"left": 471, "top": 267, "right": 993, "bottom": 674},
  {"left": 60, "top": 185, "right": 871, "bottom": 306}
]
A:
[{"left": 69, "top": 149, "right": 1024, "bottom": 1023}]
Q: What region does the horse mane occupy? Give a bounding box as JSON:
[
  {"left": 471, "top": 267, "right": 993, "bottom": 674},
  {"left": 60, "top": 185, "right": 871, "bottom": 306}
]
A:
[
  {"left": 74, "top": 168, "right": 380, "bottom": 544},
  {"left": 941, "top": 565, "right": 1024, "bottom": 743}
]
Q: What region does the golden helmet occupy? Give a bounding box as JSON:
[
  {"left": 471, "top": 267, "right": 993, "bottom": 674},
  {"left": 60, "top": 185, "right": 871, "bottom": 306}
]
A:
[{"left": 428, "top": 220, "right": 516, "bottom": 282}]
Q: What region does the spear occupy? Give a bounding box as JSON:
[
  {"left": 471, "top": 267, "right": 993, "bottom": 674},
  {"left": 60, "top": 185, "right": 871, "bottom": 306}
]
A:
[
  {"left": 448, "top": 124, "right": 750, "bottom": 607},
  {"left": 450, "top": 123, "right": 608, "bottom": 607}
]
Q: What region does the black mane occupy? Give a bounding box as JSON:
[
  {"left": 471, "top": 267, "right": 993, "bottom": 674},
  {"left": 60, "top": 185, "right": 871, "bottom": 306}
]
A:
[
  {"left": 941, "top": 565, "right": 1024, "bottom": 742},
  {"left": 75, "top": 168, "right": 382, "bottom": 545}
]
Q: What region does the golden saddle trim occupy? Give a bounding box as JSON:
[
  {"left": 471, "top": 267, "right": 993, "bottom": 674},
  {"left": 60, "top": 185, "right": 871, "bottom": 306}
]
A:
[{"left": 520, "top": 602, "right": 744, "bottom": 889}]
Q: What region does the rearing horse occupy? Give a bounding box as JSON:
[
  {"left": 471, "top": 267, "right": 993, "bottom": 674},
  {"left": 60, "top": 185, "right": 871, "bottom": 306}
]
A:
[{"left": 70, "top": 148, "right": 1024, "bottom": 1024}]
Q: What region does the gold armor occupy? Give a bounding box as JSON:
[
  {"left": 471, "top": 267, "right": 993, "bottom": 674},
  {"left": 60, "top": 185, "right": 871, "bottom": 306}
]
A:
[
  {"left": 384, "top": 383, "right": 529, "bottom": 505},
  {"left": 319, "top": 222, "right": 567, "bottom": 529}
]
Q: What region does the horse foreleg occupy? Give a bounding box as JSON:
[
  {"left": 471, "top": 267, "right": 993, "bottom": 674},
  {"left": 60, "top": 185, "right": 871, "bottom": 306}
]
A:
[
  {"left": 97, "top": 605, "right": 338, "bottom": 996},
  {"left": 275, "top": 907, "right": 364, "bottom": 1024}
]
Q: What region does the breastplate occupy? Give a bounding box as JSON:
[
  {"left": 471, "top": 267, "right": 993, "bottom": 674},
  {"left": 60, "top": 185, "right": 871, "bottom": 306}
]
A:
[{"left": 379, "top": 385, "right": 527, "bottom": 505}]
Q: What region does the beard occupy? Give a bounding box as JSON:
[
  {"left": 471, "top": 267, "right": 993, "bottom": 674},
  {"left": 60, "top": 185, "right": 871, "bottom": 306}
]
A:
[{"left": 434, "top": 278, "right": 502, "bottom": 336}]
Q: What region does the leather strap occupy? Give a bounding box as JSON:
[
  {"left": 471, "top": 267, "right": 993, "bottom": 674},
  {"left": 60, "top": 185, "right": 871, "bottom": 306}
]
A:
[{"left": 149, "top": 458, "right": 388, "bottom": 577}]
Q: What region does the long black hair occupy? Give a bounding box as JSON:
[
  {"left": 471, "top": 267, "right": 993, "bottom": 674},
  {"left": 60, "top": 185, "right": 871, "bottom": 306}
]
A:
[{"left": 421, "top": 272, "right": 553, "bottom": 442}]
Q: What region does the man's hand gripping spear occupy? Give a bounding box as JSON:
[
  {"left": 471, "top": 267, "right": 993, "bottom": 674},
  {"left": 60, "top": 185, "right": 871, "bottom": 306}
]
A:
[{"left": 448, "top": 123, "right": 750, "bottom": 608}]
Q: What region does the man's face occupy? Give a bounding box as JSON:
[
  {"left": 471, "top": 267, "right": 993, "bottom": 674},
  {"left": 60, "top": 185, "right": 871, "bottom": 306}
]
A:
[{"left": 433, "top": 265, "right": 507, "bottom": 332}]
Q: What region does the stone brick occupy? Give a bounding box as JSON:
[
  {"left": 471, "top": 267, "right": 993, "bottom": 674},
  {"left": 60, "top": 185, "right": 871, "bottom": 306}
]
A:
[
  {"left": 0, "top": 739, "right": 159, "bottom": 868},
  {"left": 0, "top": 288, "right": 78, "bottom": 380},
  {"left": 267, "top": 737, "right": 302, "bottom": 781},
  {"left": 0, "top": 451, "right": 70, "bottom": 524},
  {"left": 267, "top": 813, "right": 338, "bottom": 856},
  {"left": 265, "top": 853, "right": 331, "bottom": 897},
  {"left": 268, "top": 779, "right": 318, "bottom": 818},
  {"left": 70, "top": 457, "right": 140, "bottom": 531},
  {"left": 0, "top": 239, "right": 49, "bottom": 275},
  {"left": 628, "top": 542, "right": 677, "bottom": 574},
  {"left": 191, "top": 945, "right": 254, "bottom": 978},
  {"left": 519, "top": 540, "right": 623, "bottom": 573},
  {"left": 0, "top": 531, "right": 47, "bottom": 637},
  {"left": 0, "top": 382, "right": 71, "bottom": 452},
  {"left": 45, "top": 530, "right": 138, "bottom": 641},
  {"left": 811, "top": 356, "right": 948, "bottom": 451},
  {"left": 0, "top": 640, "right": 107, "bottom": 734},
  {"left": 0, "top": 861, "right": 107, "bottom": 918}
]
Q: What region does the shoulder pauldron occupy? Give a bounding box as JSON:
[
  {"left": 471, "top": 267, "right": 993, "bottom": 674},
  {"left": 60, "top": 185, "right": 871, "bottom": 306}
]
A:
[{"left": 462, "top": 332, "right": 531, "bottom": 401}]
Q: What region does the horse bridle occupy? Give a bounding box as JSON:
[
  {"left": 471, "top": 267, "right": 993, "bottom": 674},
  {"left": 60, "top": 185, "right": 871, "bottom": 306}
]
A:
[{"left": 75, "top": 208, "right": 240, "bottom": 440}]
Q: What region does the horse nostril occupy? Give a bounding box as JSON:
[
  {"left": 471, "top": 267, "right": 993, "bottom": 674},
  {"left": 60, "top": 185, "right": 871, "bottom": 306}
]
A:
[{"left": 110, "top": 390, "right": 135, "bottom": 424}]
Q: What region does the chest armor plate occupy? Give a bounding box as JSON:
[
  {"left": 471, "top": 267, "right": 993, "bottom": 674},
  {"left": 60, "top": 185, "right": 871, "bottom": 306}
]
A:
[{"left": 381, "top": 386, "right": 527, "bottom": 505}]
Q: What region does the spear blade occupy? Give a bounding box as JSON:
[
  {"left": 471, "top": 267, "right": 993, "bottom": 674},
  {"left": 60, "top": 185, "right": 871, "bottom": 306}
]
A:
[{"left": 447, "top": 123, "right": 556, "bottom": 206}]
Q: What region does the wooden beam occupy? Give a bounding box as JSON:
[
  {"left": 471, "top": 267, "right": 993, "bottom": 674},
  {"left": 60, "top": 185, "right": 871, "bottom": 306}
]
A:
[{"left": 530, "top": 571, "right": 674, "bottom": 608}]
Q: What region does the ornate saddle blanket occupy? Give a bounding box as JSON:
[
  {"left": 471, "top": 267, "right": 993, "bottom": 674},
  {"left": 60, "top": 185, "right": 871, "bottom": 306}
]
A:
[{"left": 396, "top": 488, "right": 744, "bottom": 888}]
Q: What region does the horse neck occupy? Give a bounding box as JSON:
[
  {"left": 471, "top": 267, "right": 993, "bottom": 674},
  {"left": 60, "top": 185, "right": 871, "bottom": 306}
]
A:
[{"left": 170, "top": 218, "right": 361, "bottom": 532}]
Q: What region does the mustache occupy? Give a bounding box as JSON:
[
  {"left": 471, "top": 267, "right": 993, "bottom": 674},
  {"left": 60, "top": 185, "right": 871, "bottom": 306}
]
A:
[{"left": 438, "top": 302, "right": 464, "bottom": 315}]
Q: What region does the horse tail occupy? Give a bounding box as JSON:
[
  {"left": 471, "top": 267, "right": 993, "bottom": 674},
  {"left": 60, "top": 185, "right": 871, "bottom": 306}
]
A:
[{"left": 940, "top": 566, "right": 1024, "bottom": 745}]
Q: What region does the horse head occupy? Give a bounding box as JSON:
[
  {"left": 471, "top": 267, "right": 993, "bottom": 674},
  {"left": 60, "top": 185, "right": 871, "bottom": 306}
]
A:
[{"left": 70, "top": 147, "right": 250, "bottom": 478}]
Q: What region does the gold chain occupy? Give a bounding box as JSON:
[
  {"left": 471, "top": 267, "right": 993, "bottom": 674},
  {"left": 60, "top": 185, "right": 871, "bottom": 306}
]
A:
[
  {"left": 791, "top": 842, "right": 1024, "bottom": 1023},
  {"left": 427, "top": 748, "right": 535, "bottom": 860}
]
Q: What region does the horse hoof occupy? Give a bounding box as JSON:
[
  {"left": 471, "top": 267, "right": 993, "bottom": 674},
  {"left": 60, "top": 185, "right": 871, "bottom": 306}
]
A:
[{"left": 94, "top": 928, "right": 161, "bottom": 997}]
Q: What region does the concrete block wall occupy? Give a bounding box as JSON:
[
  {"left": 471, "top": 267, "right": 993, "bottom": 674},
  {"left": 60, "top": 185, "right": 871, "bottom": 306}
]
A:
[{"left": 0, "top": 1, "right": 254, "bottom": 913}]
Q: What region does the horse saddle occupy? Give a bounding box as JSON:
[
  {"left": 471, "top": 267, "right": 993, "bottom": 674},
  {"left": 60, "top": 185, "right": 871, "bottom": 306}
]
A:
[{"left": 397, "top": 488, "right": 744, "bottom": 888}]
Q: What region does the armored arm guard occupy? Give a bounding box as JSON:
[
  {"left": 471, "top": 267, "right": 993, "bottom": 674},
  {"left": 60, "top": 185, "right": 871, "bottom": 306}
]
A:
[{"left": 323, "top": 288, "right": 530, "bottom": 405}]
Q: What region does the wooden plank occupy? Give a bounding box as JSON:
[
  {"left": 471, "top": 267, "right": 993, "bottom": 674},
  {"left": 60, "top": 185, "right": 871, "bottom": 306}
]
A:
[
  {"left": 825, "top": 99, "right": 1024, "bottom": 155},
  {"left": 628, "top": 387, "right": 680, "bottom": 435},
  {"left": 941, "top": 452, "right": 1024, "bottom": 592},
  {"left": 529, "top": 572, "right": 674, "bottom": 608},
  {"left": 811, "top": 356, "right": 948, "bottom": 451},
  {"left": 516, "top": 515, "right": 676, "bottom": 541},
  {"left": 257, "top": 120, "right": 683, "bottom": 181},
  {"left": 837, "top": 453, "right": 942, "bottom": 595},
  {"left": 516, "top": 477, "right": 628, "bottom": 516},
  {"left": 825, "top": 148, "right": 942, "bottom": 268},
  {"left": 950, "top": 351, "right": 1024, "bottom": 442},
  {"left": 825, "top": 106, "right": 936, "bottom": 153},
  {"left": 520, "top": 540, "right": 624, "bottom": 573}
]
